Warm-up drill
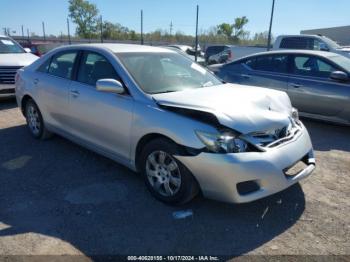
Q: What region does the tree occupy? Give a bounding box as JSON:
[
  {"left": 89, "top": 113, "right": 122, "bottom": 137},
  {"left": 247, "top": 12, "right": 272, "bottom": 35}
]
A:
[
  {"left": 216, "top": 17, "right": 249, "bottom": 43},
  {"left": 232, "top": 16, "right": 249, "bottom": 42},
  {"left": 217, "top": 23, "right": 233, "bottom": 39},
  {"left": 68, "top": 0, "right": 99, "bottom": 38}
]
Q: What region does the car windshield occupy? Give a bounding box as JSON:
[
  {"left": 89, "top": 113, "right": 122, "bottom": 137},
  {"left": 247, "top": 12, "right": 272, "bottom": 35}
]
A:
[
  {"left": 117, "top": 52, "right": 221, "bottom": 94},
  {"left": 0, "top": 37, "right": 25, "bottom": 54},
  {"left": 330, "top": 55, "right": 350, "bottom": 72}
]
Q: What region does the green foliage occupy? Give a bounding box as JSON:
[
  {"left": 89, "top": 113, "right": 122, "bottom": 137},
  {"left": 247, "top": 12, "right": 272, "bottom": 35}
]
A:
[
  {"left": 217, "top": 23, "right": 233, "bottom": 39},
  {"left": 67, "top": 0, "right": 268, "bottom": 46},
  {"left": 216, "top": 16, "right": 249, "bottom": 43},
  {"left": 68, "top": 0, "right": 99, "bottom": 38}
]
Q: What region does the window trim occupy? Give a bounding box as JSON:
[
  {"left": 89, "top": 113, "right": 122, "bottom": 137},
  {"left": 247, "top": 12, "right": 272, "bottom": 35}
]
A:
[
  {"left": 289, "top": 54, "right": 343, "bottom": 79},
  {"left": 240, "top": 54, "right": 290, "bottom": 75},
  {"left": 74, "top": 50, "right": 130, "bottom": 95},
  {"left": 36, "top": 56, "right": 53, "bottom": 74},
  {"left": 43, "top": 50, "right": 80, "bottom": 80}
]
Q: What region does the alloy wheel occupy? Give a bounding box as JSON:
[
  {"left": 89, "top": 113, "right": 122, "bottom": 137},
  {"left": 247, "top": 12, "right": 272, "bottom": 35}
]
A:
[
  {"left": 27, "top": 104, "right": 41, "bottom": 136},
  {"left": 145, "top": 150, "right": 182, "bottom": 197}
]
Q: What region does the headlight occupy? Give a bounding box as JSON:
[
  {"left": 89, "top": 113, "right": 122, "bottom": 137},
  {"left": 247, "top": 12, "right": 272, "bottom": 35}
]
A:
[
  {"left": 291, "top": 107, "right": 299, "bottom": 122},
  {"left": 195, "top": 130, "right": 247, "bottom": 153}
]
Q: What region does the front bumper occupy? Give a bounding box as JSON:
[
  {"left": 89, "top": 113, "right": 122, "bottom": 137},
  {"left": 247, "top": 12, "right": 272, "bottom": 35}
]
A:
[
  {"left": 175, "top": 124, "right": 315, "bottom": 203},
  {"left": 0, "top": 84, "right": 15, "bottom": 98}
]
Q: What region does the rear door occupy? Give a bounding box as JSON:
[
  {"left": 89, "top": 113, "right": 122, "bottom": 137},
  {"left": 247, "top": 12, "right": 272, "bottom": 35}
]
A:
[
  {"left": 68, "top": 50, "right": 134, "bottom": 160},
  {"left": 35, "top": 50, "right": 78, "bottom": 129},
  {"left": 224, "top": 54, "right": 290, "bottom": 92},
  {"left": 287, "top": 54, "right": 348, "bottom": 116}
]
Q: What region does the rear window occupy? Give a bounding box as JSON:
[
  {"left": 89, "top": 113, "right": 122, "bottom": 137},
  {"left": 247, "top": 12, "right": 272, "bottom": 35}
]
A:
[
  {"left": 280, "top": 37, "right": 314, "bottom": 50},
  {"left": 206, "top": 46, "right": 225, "bottom": 56}
]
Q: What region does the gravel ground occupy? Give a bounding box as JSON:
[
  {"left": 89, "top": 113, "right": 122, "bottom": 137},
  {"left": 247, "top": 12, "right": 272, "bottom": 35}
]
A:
[{"left": 0, "top": 99, "right": 349, "bottom": 260}]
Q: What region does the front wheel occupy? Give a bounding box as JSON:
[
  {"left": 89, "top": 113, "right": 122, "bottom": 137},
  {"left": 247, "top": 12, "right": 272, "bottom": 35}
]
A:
[
  {"left": 140, "top": 138, "right": 199, "bottom": 205},
  {"left": 25, "top": 99, "right": 52, "bottom": 139}
]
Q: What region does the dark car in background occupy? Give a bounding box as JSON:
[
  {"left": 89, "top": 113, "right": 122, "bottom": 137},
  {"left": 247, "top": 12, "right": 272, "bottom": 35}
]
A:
[
  {"left": 204, "top": 45, "right": 231, "bottom": 65},
  {"left": 210, "top": 50, "right": 350, "bottom": 125},
  {"left": 166, "top": 45, "right": 205, "bottom": 65}
]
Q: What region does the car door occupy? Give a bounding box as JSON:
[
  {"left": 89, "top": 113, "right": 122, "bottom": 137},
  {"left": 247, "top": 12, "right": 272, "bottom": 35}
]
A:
[
  {"left": 287, "top": 54, "right": 348, "bottom": 116},
  {"left": 35, "top": 50, "right": 78, "bottom": 130},
  {"left": 68, "top": 51, "right": 134, "bottom": 161},
  {"left": 223, "top": 54, "right": 290, "bottom": 92}
]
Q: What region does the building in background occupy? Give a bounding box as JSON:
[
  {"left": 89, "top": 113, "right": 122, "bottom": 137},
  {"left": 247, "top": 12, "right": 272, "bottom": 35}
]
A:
[{"left": 301, "top": 25, "right": 350, "bottom": 46}]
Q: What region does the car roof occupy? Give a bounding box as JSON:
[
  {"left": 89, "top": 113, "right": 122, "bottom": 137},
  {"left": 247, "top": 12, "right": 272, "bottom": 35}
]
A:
[
  {"left": 236, "top": 49, "right": 341, "bottom": 61},
  {"left": 58, "top": 43, "right": 174, "bottom": 54}
]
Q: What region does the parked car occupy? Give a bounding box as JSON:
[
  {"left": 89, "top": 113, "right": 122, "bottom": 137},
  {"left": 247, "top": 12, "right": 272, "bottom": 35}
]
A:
[
  {"left": 0, "top": 35, "right": 38, "bottom": 98},
  {"left": 21, "top": 42, "right": 63, "bottom": 57},
  {"left": 273, "top": 35, "right": 350, "bottom": 58},
  {"left": 16, "top": 44, "right": 315, "bottom": 204},
  {"left": 165, "top": 45, "right": 205, "bottom": 65},
  {"left": 205, "top": 45, "right": 231, "bottom": 65},
  {"left": 205, "top": 45, "right": 266, "bottom": 65},
  {"left": 211, "top": 50, "right": 350, "bottom": 125}
]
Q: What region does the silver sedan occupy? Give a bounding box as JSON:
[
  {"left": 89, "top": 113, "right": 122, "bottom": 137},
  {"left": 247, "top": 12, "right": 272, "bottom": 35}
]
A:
[{"left": 15, "top": 44, "right": 315, "bottom": 204}]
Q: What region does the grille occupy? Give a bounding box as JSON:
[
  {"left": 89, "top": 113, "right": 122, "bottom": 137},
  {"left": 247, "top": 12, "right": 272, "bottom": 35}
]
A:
[{"left": 0, "top": 66, "right": 22, "bottom": 84}]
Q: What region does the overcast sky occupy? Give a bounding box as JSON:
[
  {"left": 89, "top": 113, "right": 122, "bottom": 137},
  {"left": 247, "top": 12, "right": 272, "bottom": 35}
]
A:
[{"left": 1, "top": 0, "right": 349, "bottom": 37}]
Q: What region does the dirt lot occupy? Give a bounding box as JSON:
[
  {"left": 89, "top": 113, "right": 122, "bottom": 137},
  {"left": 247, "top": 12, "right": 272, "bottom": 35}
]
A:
[{"left": 0, "top": 98, "right": 349, "bottom": 259}]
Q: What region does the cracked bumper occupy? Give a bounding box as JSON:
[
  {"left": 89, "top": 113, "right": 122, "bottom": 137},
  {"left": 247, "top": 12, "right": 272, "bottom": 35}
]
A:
[{"left": 175, "top": 123, "right": 315, "bottom": 203}]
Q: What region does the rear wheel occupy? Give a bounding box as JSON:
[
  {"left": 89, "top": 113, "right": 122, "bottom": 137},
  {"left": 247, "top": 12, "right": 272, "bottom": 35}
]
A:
[
  {"left": 140, "top": 138, "right": 199, "bottom": 205},
  {"left": 25, "top": 99, "right": 52, "bottom": 139}
]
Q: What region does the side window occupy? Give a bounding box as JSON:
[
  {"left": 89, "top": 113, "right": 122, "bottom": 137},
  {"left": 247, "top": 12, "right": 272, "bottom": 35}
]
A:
[
  {"left": 254, "top": 55, "right": 288, "bottom": 73},
  {"left": 77, "top": 52, "right": 120, "bottom": 86},
  {"left": 280, "top": 37, "right": 312, "bottom": 50},
  {"left": 242, "top": 58, "right": 256, "bottom": 70},
  {"left": 292, "top": 56, "right": 338, "bottom": 78},
  {"left": 313, "top": 40, "right": 328, "bottom": 51},
  {"left": 48, "top": 52, "right": 77, "bottom": 79},
  {"left": 37, "top": 57, "right": 51, "bottom": 73}
]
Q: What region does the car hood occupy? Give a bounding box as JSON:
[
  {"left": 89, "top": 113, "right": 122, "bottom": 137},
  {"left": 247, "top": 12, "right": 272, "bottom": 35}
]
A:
[
  {"left": 0, "top": 53, "right": 38, "bottom": 67},
  {"left": 152, "top": 84, "right": 293, "bottom": 134}
]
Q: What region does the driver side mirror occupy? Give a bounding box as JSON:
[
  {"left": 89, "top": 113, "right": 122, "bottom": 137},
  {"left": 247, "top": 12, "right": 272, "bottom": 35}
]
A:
[
  {"left": 330, "top": 71, "right": 349, "bottom": 82},
  {"left": 96, "top": 79, "right": 125, "bottom": 94},
  {"left": 24, "top": 48, "right": 31, "bottom": 53}
]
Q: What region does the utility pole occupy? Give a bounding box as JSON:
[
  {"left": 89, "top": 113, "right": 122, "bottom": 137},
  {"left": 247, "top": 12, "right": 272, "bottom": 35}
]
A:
[
  {"left": 21, "top": 25, "right": 24, "bottom": 39},
  {"left": 140, "top": 9, "right": 144, "bottom": 45},
  {"left": 195, "top": 5, "right": 199, "bottom": 62},
  {"left": 267, "top": 0, "right": 275, "bottom": 51},
  {"left": 100, "top": 15, "right": 103, "bottom": 43},
  {"left": 42, "top": 21, "right": 46, "bottom": 41},
  {"left": 67, "top": 18, "right": 71, "bottom": 44},
  {"left": 169, "top": 21, "right": 173, "bottom": 36},
  {"left": 27, "top": 28, "right": 30, "bottom": 41}
]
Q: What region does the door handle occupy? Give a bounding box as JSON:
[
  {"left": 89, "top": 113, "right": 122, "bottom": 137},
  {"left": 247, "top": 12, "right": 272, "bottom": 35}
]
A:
[
  {"left": 290, "top": 83, "right": 303, "bottom": 88},
  {"left": 70, "top": 90, "right": 80, "bottom": 97},
  {"left": 241, "top": 74, "right": 251, "bottom": 79},
  {"left": 33, "top": 78, "right": 39, "bottom": 85}
]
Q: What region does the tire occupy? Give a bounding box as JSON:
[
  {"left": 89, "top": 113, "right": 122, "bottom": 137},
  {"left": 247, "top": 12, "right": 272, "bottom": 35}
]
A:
[
  {"left": 139, "top": 138, "right": 199, "bottom": 205},
  {"left": 24, "top": 99, "right": 52, "bottom": 140}
]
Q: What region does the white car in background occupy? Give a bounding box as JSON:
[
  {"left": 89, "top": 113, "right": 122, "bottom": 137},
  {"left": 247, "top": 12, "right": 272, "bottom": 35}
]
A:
[
  {"left": 273, "top": 35, "right": 350, "bottom": 58},
  {"left": 0, "top": 35, "right": 38, "bottom": 98}
]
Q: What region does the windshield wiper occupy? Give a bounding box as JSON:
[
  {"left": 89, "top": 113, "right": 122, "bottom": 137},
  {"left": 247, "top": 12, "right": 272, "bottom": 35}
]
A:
[{"left": 152, "top": 90, "right": 178, "bottom": 94}]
